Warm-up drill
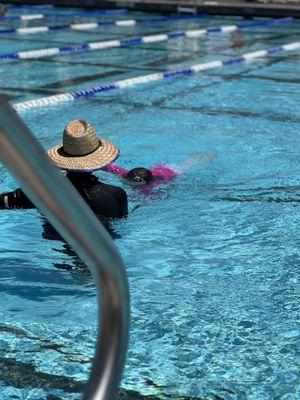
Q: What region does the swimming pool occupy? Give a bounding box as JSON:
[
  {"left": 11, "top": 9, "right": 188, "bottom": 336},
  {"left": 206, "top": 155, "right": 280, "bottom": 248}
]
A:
[{"left": 0, "top": 6, "right": 299, "bottom": 399}]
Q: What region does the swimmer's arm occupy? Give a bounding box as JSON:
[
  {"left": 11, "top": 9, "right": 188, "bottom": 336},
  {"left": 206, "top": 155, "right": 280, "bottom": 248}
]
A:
[
  {"left": 151, "top": 164, "right": 179, "bottom": 181},
  {"left": 102, "top": 164, "right": 129, "bottom": 177},
  {"left": 0, "top": 189, "right": 34, "bottom": 210},
  {"left": 151, "top": 153, "right": 214, "bottom": 180}
]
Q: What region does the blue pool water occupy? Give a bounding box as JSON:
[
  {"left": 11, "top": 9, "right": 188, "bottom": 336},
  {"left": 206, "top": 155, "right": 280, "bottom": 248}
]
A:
[{"left": 0, "top": 6, "right": 299, "bottom": 400}]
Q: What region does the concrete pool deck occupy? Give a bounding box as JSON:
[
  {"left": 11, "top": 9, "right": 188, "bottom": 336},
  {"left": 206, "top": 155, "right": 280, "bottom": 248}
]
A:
[{"left": 4, "top": 0, "right": 300, "bottom": 18}]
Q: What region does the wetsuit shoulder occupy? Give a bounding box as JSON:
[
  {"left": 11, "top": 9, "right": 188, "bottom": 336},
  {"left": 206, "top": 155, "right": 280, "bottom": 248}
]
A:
[
  {"left": 81, "top": 181, "right": 128, "bottom": 219},
  {"left": 103, "top": 183, "right": 128, "bottom": 217},
  {"left": 0, "top": 188, "right": 34, "bottom": 210}
]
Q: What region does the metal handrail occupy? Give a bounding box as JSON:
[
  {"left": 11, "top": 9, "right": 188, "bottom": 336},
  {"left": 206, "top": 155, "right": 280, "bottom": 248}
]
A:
[{"left": 0, "top": 97, "right": 130, "bottom": 400}]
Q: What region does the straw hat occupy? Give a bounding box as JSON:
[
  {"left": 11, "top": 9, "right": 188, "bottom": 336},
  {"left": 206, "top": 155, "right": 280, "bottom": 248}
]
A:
[{"left": 48, "top": 119, "right": 119, "bottom": 172}]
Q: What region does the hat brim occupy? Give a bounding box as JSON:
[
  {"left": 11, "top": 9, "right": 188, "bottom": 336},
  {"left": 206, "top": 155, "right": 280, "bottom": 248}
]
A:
[{"left": 48, "top": 139, "right": 119, "bottom": 172}]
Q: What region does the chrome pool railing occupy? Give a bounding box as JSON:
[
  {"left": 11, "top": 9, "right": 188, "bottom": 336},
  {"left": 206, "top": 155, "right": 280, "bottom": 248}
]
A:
[{"left": 0, "top": 97, "right": 130, "bottom": 400}]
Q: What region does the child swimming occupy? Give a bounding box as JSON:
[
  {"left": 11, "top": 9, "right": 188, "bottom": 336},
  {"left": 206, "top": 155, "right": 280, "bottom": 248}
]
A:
[{"left": 103, "top": 164, "right": 178, "bottom": 183}]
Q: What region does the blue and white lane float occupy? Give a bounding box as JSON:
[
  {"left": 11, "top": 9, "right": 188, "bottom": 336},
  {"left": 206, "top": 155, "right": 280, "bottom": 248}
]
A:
[
  {"left": 0, "top": 17, "right": 293, "bottom": 60},
  {"left": 0, "top": 9, "right": 127, "bottom": 21},
  {"left": 13, "top": 41, "right": 300, "bottom": 112},
  {"left": 8, "top": 4, "right": 55, "bottom": 11},
  {"left": 0, "top": 14, "right": 207, "bottom": 35}
]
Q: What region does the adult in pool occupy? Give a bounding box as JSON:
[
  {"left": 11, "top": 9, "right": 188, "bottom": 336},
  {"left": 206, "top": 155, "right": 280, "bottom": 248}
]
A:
[{"left": 0, "top": 119, "right": 128, "bottom": 220}]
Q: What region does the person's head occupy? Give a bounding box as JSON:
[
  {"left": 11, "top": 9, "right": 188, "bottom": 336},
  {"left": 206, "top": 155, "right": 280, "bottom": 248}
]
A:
[
  {"left": 126, "top": 167, "right": 153, "bottom": 183},
  {"left": 48, "top": 119, "right": 119, "bottom": 173}
]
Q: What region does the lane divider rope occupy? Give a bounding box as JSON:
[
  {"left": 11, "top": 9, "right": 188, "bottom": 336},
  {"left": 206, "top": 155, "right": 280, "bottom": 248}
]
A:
[
  {"left": 8, "top": 4, "right": 55, "bottom": 11},
  {"left": 0, "top": 8, "right": 127, "bottom": 21},
  {"left": 0, "top": 17, "right": 293, "bottom": 60},
  {"left": 0, "top": 14, "right": 207, "bottom": 35},
  {"left": 13, "top": 40, "right": 300, "bottom": 112}
]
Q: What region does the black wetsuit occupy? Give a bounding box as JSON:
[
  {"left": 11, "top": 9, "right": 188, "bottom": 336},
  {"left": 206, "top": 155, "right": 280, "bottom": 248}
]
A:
[{"left": 0, "top": 172, "right": 128, "bottom": 219}]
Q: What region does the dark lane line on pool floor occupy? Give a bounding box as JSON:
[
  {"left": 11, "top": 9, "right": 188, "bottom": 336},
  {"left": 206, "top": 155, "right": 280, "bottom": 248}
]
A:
[
  {"left": 39, "top": 68, "right": 129, "bottom": 90},
  {"left": 0, "top": 24, "right": 298, "bottom": 95},
  {"left": 0, "top": 25, "right": 298, "bottom": 66},
  {"left": 120, "top": 34, "right": 295, "bottom": 76},
  {"left": 0, "top": 356, "right": 85, "bottom": 393},
  {"left": 0, "top": 354, "right": 205, "bottom": 399},
  {"left": 208, "top": 69, "right": 300, "bottom": 85},
  {"left": 0, "top": 87, "right": 59, "bottom": 102},
  {"left": 39, "top": 57, "right": 169, "bottom": 71},
  {"left": 0, "top": 42, "right": 199, "bottom": 70},
  {"left": 0, "top": 323, "right": 204, "bottom": 400},
  {"left": 0, "top": 29, "right": 137, "bottom": 45},
  {"left": 157, "top": 103, "right": 300, "bottom": 124},
  {"left": 34, "top": 34, "right": 298, "bottom": 69},
  {"left": 7, "top": 50, "right": 298, "bottom": 101},
  {"left": 87, "top": 89, "right": 300, "bottom": 125},
  {"left": 0, "top": 35, "right": 83, "bottom": 46},
  {"left": 5, "top": 50, "right": 210, "bottom": 93},
  {"left": 5, "top": 29, "right": 300, "bottom": 102},
  {"left": 76, "top": 54, "right": 300, "bottom": 124},
  {"left": 14, "top": 57, "right": 196, "bottom": 92},
  {"left": 147, "top": 54, "right": 300, "bottom": 105},
  {"left": 36, "top": 58, "right": 171, "bottom": 78},
  {"left": 137, "top": 91, "right": 300, "bottom": 124}
]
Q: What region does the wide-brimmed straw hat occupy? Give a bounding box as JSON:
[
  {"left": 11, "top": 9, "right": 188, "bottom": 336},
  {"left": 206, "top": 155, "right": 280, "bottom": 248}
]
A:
[{"left": 48, "top": 119, "right": 119, "bottom": 172}]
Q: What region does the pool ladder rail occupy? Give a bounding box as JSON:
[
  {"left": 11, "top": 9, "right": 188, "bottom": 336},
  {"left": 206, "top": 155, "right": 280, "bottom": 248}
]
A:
[{"left": 0, "top": 96, "right": 130, "bottom": 400}]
